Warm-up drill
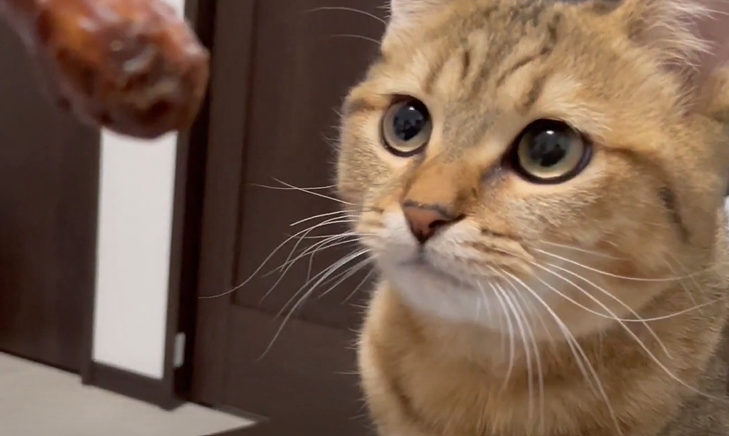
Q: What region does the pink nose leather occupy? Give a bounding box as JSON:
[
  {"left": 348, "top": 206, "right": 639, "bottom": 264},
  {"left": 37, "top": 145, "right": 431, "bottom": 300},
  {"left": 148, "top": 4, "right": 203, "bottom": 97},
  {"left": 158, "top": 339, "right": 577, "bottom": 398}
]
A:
[{"left": 402, "top": 205, "right": 454, "bottom": 244}]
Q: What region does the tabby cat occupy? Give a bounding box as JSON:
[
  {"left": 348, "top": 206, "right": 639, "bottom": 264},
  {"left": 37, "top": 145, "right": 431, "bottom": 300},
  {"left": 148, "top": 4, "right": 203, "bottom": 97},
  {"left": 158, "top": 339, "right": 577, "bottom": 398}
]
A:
[{"left": 335, "top": 0, "right": 729, "bottom": 435}]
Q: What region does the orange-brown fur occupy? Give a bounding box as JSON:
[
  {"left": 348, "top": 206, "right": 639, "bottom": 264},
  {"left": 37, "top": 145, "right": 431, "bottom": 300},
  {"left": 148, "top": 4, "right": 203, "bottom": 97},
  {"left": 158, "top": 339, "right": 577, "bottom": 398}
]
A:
[{"left": 336, "top": 0, "right": 729, "bottom": 435}]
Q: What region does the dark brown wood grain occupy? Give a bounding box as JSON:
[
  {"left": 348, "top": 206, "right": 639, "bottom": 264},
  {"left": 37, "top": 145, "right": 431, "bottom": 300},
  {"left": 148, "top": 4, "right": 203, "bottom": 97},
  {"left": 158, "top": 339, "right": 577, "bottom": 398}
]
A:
[
  {"left": 0, "top": 16, "right": 99, "bottom": 372},
  {"left": 186, "top": 0, "right": 384, "bottom": 434}
]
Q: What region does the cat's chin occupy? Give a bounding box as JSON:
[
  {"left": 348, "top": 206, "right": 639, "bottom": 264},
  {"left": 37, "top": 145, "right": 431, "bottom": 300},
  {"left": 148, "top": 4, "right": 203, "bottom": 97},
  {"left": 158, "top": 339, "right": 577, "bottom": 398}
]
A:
[
  {"left": 377, "top": 259, "right": 515, "bottom": 331},
  {"left": 374, "top": 251, "right": 622, "bottom": 340}
]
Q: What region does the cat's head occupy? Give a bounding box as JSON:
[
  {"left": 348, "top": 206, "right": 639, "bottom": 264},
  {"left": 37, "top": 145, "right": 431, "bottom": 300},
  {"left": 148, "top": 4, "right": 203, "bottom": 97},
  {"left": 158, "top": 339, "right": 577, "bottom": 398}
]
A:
[{"left": 336, "top": 0, "right": 729, "bottom": 337}]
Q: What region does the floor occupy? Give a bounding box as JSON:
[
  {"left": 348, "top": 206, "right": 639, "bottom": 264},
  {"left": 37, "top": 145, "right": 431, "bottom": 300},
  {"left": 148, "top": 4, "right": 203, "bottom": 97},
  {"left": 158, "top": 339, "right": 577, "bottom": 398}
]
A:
[
  {"left": 0, "top": 353, "right": 254, "bottom": 436},
  {"left": 206, "top": 423, "right": 287, "bottom": 436}
]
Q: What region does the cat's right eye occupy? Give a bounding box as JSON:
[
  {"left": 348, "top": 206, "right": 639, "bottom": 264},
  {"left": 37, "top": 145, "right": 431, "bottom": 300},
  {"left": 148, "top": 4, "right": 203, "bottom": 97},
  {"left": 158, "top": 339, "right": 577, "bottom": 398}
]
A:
[{"left": 381, "top": 98, "right": 432, "bottom": 157}]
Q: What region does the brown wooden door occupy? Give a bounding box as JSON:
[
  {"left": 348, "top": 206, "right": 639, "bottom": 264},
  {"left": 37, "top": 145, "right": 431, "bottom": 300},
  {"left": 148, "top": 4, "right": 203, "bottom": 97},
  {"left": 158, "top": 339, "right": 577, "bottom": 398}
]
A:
[
  {"left": 0, "top": 22, "right": 99, "bottom": 371},
  {"left": 191, "top": 0, "right": 383, "bottom": 434}
]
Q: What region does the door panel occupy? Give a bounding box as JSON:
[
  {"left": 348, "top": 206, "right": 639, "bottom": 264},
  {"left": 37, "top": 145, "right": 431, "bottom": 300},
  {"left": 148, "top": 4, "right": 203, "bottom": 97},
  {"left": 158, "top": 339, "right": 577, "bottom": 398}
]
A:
[
  {"left": 233, "top": 0, "right": 379, "bottom": 328},
  {"left": 0, "top": 21, "right": 99, "bottom": 371},
  {"left": 192, "top": 0, "right": 383, "bottom": 434},
  {"left": 225, "top": 308, "right": 366, "bottom": 431}
]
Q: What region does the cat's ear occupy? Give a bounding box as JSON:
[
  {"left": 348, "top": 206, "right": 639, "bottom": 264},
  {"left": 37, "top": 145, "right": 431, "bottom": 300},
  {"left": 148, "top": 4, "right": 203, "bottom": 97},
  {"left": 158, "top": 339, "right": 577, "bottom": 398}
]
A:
[
  {"left": 614, "top": 0, "right": 729, "bottom": 99},
  {"left": 388, "top": 0, "right": 448, "bottom": 30}
]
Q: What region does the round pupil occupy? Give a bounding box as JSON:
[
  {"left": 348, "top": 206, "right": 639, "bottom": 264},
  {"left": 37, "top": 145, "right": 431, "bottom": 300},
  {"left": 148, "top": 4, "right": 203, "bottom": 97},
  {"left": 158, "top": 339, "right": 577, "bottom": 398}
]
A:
[
  {"left": 528, "top": 129, "right": 569, "bottom": 168},
  {"left": 393, "top": 103, "right": 427, "bottom": 141}
]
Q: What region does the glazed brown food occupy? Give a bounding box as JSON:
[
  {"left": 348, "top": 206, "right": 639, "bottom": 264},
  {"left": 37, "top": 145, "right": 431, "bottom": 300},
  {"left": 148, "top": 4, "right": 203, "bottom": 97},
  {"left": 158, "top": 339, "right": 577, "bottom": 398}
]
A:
[{"left": 0, "top": 0, "right": 210, "bottom": 139}]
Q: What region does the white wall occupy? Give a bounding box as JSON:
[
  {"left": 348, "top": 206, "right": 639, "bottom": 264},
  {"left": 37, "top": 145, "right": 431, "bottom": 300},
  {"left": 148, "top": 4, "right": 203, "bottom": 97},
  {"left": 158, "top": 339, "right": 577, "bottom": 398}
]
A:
[{"left": 91, "top": 0, "right": 185, "bottom": 379}]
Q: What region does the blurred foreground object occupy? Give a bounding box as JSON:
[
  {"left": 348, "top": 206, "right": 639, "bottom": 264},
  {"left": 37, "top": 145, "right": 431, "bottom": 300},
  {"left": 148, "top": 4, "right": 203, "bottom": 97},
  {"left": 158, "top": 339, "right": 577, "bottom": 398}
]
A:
[{"left": 0, "top": 0, "right": 210, "bottom": 139}]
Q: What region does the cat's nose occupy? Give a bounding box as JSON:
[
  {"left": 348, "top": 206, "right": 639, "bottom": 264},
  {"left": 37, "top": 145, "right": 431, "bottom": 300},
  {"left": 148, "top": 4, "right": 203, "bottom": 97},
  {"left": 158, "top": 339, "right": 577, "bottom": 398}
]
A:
[{"left": 402, "top": 203, "right": 460, "bottom": 244}]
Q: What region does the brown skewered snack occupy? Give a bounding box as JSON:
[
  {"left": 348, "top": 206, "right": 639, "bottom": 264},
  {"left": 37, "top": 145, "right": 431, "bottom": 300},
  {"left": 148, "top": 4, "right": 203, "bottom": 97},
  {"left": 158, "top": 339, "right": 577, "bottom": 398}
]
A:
[{"left": 0, "top": 0, "right": 210, "bottom": 139}]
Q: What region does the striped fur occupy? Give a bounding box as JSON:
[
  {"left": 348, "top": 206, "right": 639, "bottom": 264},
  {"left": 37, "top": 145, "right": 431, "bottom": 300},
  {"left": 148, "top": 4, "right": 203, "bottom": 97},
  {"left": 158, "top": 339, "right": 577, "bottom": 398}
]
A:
[{"left": 336, "top": 0, "right": 729, "bottom": 435}]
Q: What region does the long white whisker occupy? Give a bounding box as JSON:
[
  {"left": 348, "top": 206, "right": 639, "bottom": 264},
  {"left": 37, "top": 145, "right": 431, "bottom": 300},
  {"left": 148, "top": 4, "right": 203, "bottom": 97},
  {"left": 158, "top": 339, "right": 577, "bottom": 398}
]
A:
[
  {"left": 278, "top": 249, "right": 371, "bottom": 316},
  {"left": 537, "top": 241, "right": 624, "bottom": 260},
  {"left": 665, "top": 253, "right": 706, "bottom": 311},
  {"left": 525, "top": 260, "right": 722, "bottom": 323},
  {"left": 343, "top": 269, "right": 375, "bottom": 304},
  {"left": 486, "top": 282, "right": 516, "bottom": 392},
  {"left": 306, "top": 6, "right": 387, "bottom": 26},
  {"left": 511, "top": 271, "right": 623, "bottom": 436},
  {"left": 260, "top": 236, "right": 361, "bottom": 303},
  {"left": 537, "top": 261, "right": 671, "bottom": 358},
  {"left": 249, "top": 220, "right": 359, "bottom": 303},
  {"left": 499, "top": 272, "right": 546, "bottom": 433},
  {"left": 252, "top": 181, "right": 336, "bottom": 191},
  {"left": 304, "top": 235, "right": 365, "bottom": 282},
  {"left": 510, "top": 279, "right": 558, "bottom": 351},
  {"left": 317, "top": 258, "right": 372, "bottom": 300},
  {"left": 199, "top": 217, "right": 354, "bottom": 300},
  {"left": 500, "top": 278, "right": 541, "bottom": 429},
  {"left": 271, "top": 231, "right": 359, "bottom": 277},
  {"left": 268, "top": 178, "right": 352, "bottom": 205},
  {"left": 289, "top": 210, "right": 355, "bottom": 227},
  {"left": 264, "top": 217, "right": 359, "bottom": 279},
  {"left": 329, "top": 34, "right": 382, "bottom": 45},
  {"left": 537, "top": 261, "right": 723, "bottom": 401},
  {"left": 258, "top": 249, "right": 370, "bottom": 360},
  {"left": 534, "top": 248, "right": 714, "bottom": 282}
]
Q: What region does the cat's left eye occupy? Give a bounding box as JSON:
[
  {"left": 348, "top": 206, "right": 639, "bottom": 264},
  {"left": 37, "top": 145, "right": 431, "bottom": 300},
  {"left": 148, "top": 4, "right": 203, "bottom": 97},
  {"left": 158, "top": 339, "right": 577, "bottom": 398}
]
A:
[{"left": 511, "top": 119, "right": 591, "bottom": 184}]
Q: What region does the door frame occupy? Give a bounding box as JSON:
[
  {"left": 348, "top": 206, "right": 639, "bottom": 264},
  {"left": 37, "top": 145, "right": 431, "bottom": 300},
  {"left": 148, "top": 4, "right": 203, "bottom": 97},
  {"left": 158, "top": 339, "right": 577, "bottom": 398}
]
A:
[
  {"left": 162, "top": 0, "right": 219, "bottom": 403},
  {"left": 153, "top": 0, "right": 262, "bottom": 409},
  {"left": 80, "top": 0, "right": 217, "bottom": 408},
  {"left": 183, "top": 0, "right": 259, "bottom": 407},
  {"left": 169, "top": 0, "right": 377, "bottom": 423}
]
